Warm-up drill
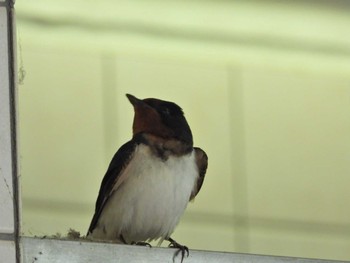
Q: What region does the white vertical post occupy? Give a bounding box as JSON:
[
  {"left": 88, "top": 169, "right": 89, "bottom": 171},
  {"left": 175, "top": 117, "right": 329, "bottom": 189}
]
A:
[{"left": 0, "top": 0, "right": 19, "bottom": 262}]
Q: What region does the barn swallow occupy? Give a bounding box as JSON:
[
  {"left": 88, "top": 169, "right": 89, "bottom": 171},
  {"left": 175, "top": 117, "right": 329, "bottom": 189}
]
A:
[{"left": 87, "top": 94, "right": 208, "bottom": 262}]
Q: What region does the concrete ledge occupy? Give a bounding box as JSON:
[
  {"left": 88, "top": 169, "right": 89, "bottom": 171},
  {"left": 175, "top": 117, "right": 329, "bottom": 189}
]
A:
[{"left": 21, "top": 236, "right": 345, "bottom": 263}]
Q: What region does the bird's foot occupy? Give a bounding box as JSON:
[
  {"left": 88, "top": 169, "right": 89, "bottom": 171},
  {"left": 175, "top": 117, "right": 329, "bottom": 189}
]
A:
[
  {"left": 167, "top": 237, "right": 189, "bottom": 263},
  {"left": 120, "top": 234, "right": 151, "bottom": 247},
  {"left": 131, "top": 241, "right": 152, "bottom": 247}
]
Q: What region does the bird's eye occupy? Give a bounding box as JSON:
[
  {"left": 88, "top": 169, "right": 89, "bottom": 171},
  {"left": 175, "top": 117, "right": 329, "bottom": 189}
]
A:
[{"left": 162, "top": 108, "right": 171, "bottom": 115}]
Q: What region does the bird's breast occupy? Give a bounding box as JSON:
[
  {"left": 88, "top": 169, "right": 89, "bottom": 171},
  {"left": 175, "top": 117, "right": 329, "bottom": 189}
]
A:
[{"left": 97, "top": 143, "right": 198, "bottom": 242}]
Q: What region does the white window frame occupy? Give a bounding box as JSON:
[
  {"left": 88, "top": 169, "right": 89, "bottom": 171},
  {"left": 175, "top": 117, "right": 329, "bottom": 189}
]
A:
[
  {"left": 0, "top": 1, "right": 347, "bottom": 262},
  {"left": 0, "top": 0, "right": 20, "bottom": 262}
]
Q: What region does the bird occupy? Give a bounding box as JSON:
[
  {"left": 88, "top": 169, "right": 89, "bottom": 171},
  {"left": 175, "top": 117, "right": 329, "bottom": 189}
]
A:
[{"left": 87, "top": 94, "right": 208, "bottom": 262}]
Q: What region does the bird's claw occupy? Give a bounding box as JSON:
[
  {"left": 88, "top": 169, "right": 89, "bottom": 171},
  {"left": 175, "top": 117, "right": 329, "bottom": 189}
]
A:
[
  {"left": 168, "top": 238, "right": 189, "bottom": 263},
  {"left": 131, "top": 241, "right": 152, "bottom": 247}
]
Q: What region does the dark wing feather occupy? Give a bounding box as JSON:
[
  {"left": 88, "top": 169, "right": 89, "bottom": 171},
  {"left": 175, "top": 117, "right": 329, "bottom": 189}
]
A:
[
  {"left": 87, "top": 140, "right": 138, "bottom": 235},
  {"left": 190, "top": 147, "right": 208, "bottom": 200}
]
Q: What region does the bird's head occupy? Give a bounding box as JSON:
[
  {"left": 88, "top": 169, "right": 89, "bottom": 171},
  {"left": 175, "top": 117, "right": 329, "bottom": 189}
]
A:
[{"left": 126, "top": 94, "right": 193, "bottom": 146}]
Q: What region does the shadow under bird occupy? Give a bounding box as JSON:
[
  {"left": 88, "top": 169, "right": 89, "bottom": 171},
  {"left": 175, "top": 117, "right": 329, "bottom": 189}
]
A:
[{"left": 87, "top": 94, "right": 208, "bottom": 262}]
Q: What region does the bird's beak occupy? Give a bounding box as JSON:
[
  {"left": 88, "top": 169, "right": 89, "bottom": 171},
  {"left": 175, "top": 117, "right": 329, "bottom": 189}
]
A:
[
  {"left": 126, "top": 93, "right": 159, "bottom": 136},
  {"left": 126, "top": 94, "right": 142, "bottom": 106}
]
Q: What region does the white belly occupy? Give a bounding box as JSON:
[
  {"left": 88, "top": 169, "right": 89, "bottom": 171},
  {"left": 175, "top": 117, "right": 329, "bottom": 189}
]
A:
[{"left": 91, "top": 144, "right": 198, "bottom": 243}]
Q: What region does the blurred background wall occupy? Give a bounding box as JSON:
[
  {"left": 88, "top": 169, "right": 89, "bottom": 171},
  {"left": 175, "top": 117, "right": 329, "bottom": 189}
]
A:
[{"left": 16, "top": 0, "right": 350, "bottom": 261}]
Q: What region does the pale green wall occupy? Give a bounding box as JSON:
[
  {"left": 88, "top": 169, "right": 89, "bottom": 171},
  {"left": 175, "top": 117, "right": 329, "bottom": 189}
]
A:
[{"left": 17, "top": 1, "right": 350, "bottom": 261}]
